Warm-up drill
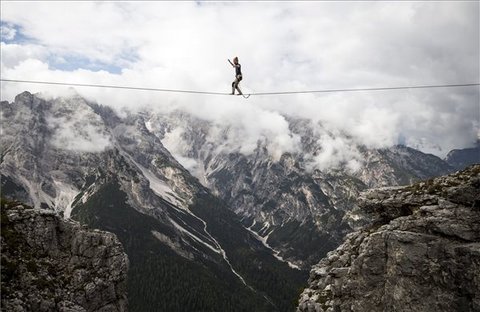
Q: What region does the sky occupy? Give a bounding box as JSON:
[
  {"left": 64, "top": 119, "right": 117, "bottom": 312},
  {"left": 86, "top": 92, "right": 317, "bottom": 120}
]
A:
[{"left": 1, "top": 1, "right": 479, "bottom": 166}]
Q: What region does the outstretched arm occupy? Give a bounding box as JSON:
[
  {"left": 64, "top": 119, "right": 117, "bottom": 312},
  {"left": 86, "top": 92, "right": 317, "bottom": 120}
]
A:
[{"left": 228, "top": 59, "right": 234, "bottom": 67}]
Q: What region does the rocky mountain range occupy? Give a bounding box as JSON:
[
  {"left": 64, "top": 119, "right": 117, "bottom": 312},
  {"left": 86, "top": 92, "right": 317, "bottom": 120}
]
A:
[
  {"left": 0, "top": 91, "right": 473, "bottom": 311},
  {"left": 298, "top": 164, "right": 480, "bottom": 312},
  {"left": 1, "top": 92, "right": 306, "bottom": 311},
  {"left": 146, "top": 111, "right": 454, "bottom": 268}
]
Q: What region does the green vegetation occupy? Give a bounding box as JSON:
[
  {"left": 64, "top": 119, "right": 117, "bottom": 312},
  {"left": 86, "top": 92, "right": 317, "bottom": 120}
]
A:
[
  {"left": 72, "top": 180, "right": 281, "bottom": 312},
  {"left": 190, "top": 193, "right": 309, "bottom": 311},
  {"left": 267, "top": 219, "right": 340, "bottom": 265},
  {"left": 1, "top": 175, "right": 29, "bottom": 202},
  {"left": 1, "top": 199, "right": 23, "bottom": 248}
]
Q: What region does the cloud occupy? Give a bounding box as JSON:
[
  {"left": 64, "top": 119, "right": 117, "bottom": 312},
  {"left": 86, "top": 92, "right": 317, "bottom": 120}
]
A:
[
  {"left": 0, "top": 42, "right": 48, "bottom": 68},
  {"left": 201, "top": 104, "right": 302, "bottom": 161},
  {"left": 161, "top": 127, "right": 204, "bottom": 178},
  {"left": 305, "top": 133, "right": 363, "bottom": 173},
  {"left": 161, "top": 107, "right": 301, "bottom": 168},
  {"left": 1, "top": 1, "right": 478, "bottom": 166},
  {"left": 49, "top": 118, "right": 112, "bottom": 153},
  {"left": 46, "top": 96, "right": 113, "bottom": 153}
]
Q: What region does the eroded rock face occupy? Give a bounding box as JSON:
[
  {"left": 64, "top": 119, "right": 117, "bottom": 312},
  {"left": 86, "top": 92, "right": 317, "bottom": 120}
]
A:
[
  {"left": 298, "top": 165, "right": 480, "bottom": 312},
  {"left": 1, "top": 201, "right": 129, "bottom": 312}
]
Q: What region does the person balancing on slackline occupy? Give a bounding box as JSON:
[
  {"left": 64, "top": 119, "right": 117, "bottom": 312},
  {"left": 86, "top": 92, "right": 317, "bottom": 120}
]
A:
[{"left": 228, "top": 57, "right": 243, "bottom": 95}]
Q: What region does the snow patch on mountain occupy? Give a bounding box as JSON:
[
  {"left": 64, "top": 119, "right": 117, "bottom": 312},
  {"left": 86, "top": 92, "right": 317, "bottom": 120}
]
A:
[
  {"left": 169, "top": 219, "right": 220, "bottom": 254},
  {"left": 16, "top": 175, "right": 48, "bottom": 209},
  {"left": 52, "top": 180, "right": 79, "bottom": 218},
  {"left": 246, "top": 221, "right": 301, "bottom": 270},
  {"left": 128, "top": 155, "right": 186, "bottom": 209},
  {"left": 169, "top": 210, "right": 254, "bottom": 289}
]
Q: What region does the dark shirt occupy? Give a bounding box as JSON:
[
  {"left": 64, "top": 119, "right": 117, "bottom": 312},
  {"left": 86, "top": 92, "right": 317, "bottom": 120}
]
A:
[{"left": 235, "top": 64, "right": 242, "bottom": 76}]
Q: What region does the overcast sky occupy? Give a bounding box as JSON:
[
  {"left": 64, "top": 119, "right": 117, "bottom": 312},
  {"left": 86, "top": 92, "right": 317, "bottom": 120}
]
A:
[{"left": 1, "top": 1, "right": 479, "bottom": 162}]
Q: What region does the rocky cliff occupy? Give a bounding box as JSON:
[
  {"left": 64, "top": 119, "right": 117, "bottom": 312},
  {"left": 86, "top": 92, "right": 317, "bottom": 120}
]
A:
[
  {"left": 1, "top": 200, "right": 129, "bottom": 312},
  {"left": 298, "top": 165, "right": 480, "bottom": 312}
]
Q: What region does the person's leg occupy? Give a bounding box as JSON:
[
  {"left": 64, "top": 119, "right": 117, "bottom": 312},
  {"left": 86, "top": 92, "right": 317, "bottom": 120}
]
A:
[
  {"left": 235, "top": 85, "right": 242, "bottom": 95},
  {"left": 235, "top": 77, "right": 243, "bottom": 95},
  {"left": 231, "top": 81, "right": 235, "bottom": 95}
]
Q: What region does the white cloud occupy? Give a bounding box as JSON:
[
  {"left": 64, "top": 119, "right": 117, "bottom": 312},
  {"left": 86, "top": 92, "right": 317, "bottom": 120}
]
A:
[
  {"left": 1, "top": 1, "right": 478, "bottom": 165},
  {"left": 204, "top": 105, "right": 302, "bottom": 160},
  {"left": 308, "top": 135, "right": 359, "bottom": 172},
  {"left": 49, "top": 119, "right": 112, "bottom": 153},
  {"left": 161, "top": 126, "right": 203, "bottom": 178},
  {"left": 1, "top": 42, "right": 49, "bottom": 68},
  {"left": 46, "top": 96, "right": 113, "bottom": 153}
]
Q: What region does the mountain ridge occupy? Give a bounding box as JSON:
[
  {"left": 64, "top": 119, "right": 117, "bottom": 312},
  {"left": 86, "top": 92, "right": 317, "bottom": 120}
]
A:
[
  {"left": 145, "top": 110, "right": 454, "bottom": 268},
  {"left": 1, "top": 91, "right": 306, "bottom": 311},
  {"left": 0, "top": 91, "right": 466, "bottom": 311}
]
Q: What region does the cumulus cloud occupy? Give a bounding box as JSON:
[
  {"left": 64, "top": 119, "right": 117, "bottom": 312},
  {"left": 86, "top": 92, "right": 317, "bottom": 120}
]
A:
[
  {"left": 1, "top": 1, "right": 478, "bottom": 167},
  {"left": 1, "top": 42, "right": 49, "bottom": 68},
  {"left": 200, "top": 104, "right": 302, "bottom": 160}
]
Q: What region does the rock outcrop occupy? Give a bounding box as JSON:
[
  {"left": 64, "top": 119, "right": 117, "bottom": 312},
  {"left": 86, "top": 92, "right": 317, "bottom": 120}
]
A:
[
  {"left": 298, "top": 165, "right": 480, "bottom": 312},
  {"left": 1, "top": 200, "right": 129, "bottom": 312}
]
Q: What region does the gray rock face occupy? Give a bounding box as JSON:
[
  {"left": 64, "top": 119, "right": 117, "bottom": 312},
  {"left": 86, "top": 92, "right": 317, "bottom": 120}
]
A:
[
  {"left": 0, "top": 92, "right": 210, "bottom": 257},
  {"left": 146, "top": 112, "right": 454, "bottom": 268},
  {"left": 1, "top": 201, "right": 129, "bottom": 312},
  {"left": 445, "top": 143, "right": 480, "bottom": 171},
  {"left": 298, "top": 165, "right": 480, "bottom": 312}
]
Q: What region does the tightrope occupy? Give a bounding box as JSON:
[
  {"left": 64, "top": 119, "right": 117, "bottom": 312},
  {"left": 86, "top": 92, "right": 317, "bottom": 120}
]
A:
[{"left": 1, "top": 78, "right": 479, "bottom": 97}]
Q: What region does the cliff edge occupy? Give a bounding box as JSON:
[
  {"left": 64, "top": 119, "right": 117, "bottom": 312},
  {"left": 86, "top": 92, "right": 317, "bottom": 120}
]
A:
[
  {"left": 298, "top": 165, "right": 480, "bottom": 312},
  {"left": 1, "top": 200, "right": 129, "bottom": 312}
]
